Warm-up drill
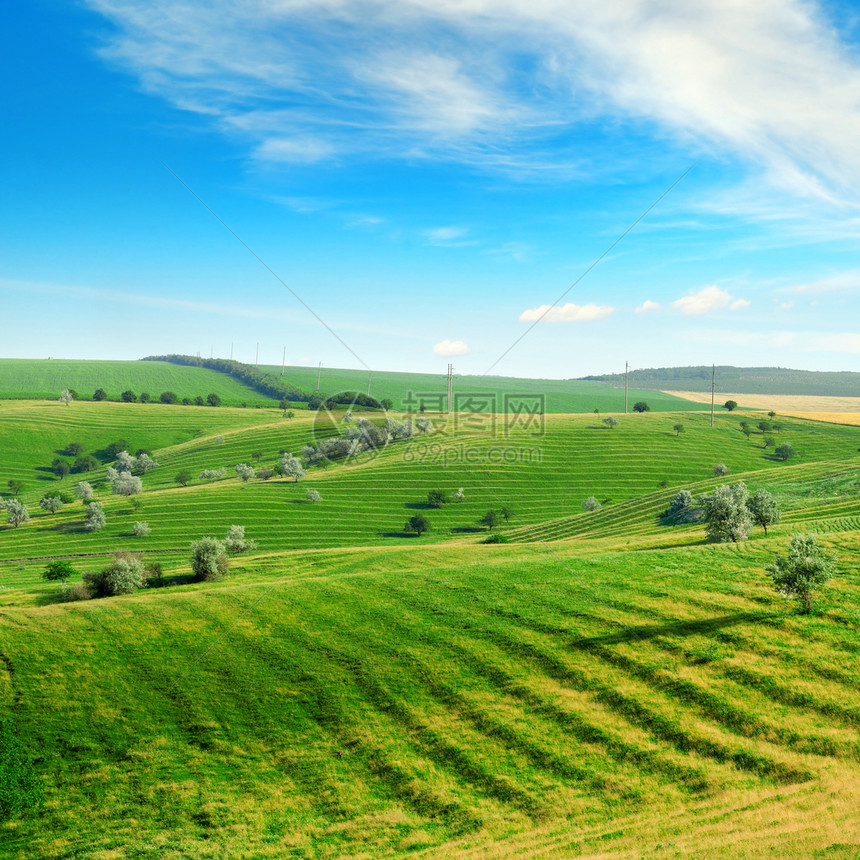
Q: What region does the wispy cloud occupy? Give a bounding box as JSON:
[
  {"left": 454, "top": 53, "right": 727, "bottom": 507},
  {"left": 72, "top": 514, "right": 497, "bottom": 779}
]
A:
[
  {"left": 424, "top": 226, "right": 472, "bottom": 246},
  {"left": 691, "top": 328, "right": 860, "bottom": 355},
  {"left": 776, "top": 269, "right": 860, "bottom": 295},
  {"left": 519, "top": 302, "right": 614, "bottom": 323},
  {"left": 433, "top": 339, "right": 470, "bottom": 356},
  {"left": 672, "top": 285, "right": 750, "bottom": 316},
  {"left": 635, "top": 299, "right": 661, "bottom": 314},
  {"left": 84, "top": 0, "right": 860, "bottom": 201}
]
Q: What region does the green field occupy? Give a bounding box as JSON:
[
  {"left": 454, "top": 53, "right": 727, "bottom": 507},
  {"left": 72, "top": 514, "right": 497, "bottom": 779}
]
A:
[
  {"left": 1, "top": 396, "right": 860, "bottom": 858},
  {"left": 0, "top": 359, "right": 275, "bottom": 406},
  {"left": 587, "top": 365, "right": 860, "bottom": 397}
]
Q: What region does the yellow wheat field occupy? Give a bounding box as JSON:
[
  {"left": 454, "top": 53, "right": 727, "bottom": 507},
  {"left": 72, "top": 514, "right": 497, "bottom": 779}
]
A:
[{"left": 666, "top": 391, "right": 860, "bottom": 425}]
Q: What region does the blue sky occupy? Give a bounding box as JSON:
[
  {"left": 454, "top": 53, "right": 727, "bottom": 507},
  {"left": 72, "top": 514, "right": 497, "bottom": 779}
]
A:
[{"left": 4, "top": 0, "right": 860, "bottom": 378}]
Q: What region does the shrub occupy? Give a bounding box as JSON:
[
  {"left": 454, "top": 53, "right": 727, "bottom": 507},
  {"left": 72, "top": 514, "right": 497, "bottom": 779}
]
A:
[
  {"left": 199, "top": 468, "right": 226, "bottom": 481},
  {"left": 701, "top": 482, "right": 752, "bottom": 543},
  {"left": 140, "top": 391, "right": 151, "bottom": 403},
  {"left": 57, "top": 582, "right": 91, "bottom": 602},
  {"left": 481, "top": 533, "right": 509, "bottom": 544},
  {"left": 74, "top": 481, "right": 94, "bottom": 502},
  {"left": 632, "top": 401, "right": 649, "bottom": 413},
  {"left": 181, "top": 397, "right": 192, "bottom": 405},
  {"left": 71, "top": 455, "right": 100, "bottom": 473},
  {"left": 404, "top": 513, "right": 430, "bottom": 536},
  {"left": 160, "top": 391, "right": 178, "bottom": 404},
  {"left": 258, "top": 468, "right": 274, "bottom": 480},
  {"left": 582, "top": 496, "right": 601, "bottom": 512},
  {"left": 93, "top": 388, "right": 107, "bottom": 401},
  {"left": 191, "top": 537, "right": 230, "bottom": 581},
  {"left": 306, "top": 489, "right": 321, "bottom": 503},
  {"left": 193, "top": 396, "right": 205, "bottom": 406},
  {"left": 223, "top": 525, "right": 257, "bottom": 554},
  {"left": 603, "top": 416, "right": 619, "bottom": 429},
  {"left": 84, "top": 553, "right": 145, "bottom": 597},
  {"left": 133, "top": 522, "right": 150, "bottom": 537},
  {"left": 39, "top": 495, "right": 64, "bottom": 514},
  {"left": 175, "top": 470, "right": 192, "bottom": 487},
  {"left": 145, "top": 562, "right": 165, "bottom": 588},
  {"left": 206, "top": 393, "right": 222, "bottom": 407},
  {"left": 120, "top": 390, "right": 138, "bottom": 403},
  {"left": 713, "top": 463, "right": 731, "bottom": 476},
  {"left": 662, "top": 490, "right": 703, "bottom": 525}
]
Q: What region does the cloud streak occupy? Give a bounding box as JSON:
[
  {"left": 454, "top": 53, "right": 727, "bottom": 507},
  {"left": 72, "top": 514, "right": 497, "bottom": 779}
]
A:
[
  {"left": 519, "top": 302, "right": 614, "bottom": 323},
  {"left": 84, "top": 0, "right": 860, "bottom": 201}
]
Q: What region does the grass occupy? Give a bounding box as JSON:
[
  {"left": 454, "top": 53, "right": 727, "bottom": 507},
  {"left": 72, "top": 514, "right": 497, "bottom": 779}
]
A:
[
  {"left": 0, "top": 359, "right": 278, "bottom": 406},
  {"left": 1, "top": 396, "right": 859, "bottom": 857}
]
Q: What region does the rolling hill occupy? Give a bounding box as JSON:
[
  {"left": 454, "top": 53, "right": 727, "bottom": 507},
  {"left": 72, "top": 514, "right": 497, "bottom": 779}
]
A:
[{"left": 1, "top": 396, "right": 859, "bottom": 858}]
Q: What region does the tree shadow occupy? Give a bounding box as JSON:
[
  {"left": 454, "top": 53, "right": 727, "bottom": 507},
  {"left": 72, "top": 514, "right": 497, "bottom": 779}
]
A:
[
  {"left": 451, "top": 526, "right": 483, "bottom": 534},
  {"left": 379, "top": 530, "right": 420, "bottom": 538},
  {"left": 405, "top": 501, "right": 435, "bottom": 510},
  {"left": 568, "top": 611, "right": 769, "bottom": 650}
]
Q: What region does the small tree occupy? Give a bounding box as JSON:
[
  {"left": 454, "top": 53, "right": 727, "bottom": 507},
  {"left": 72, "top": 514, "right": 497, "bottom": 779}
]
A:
[
  {"left": 451, "top": 487, "right": 465, "bottom": 502},
  {"left": 140, "top": 392, "right": 151, "bottom": 404},
  {"left": 767, "top": 533, "right": 836, "bottom": 614},
  {"left": 280, "top": 453, "right": 306, "bottom": 483},
  {"left": 60, "top": 389, "right": 73, "bottom": 406},
  {"left": 75, "top": 481, "right": 94, "bottom": 502},
  {"left": 175, "top": 470, "right": 192, "bottom": 487},
  {"left": 713, "top": 463, "right": 731, "bottom": 476},
  {"left": 404, "top": 513, "right": 430, "bottom": 536},
  {"left": 768, "top": 411, "right": 776, "bottom": 420},
  {"left": 279, "top": 398, "right": 289, "bottom": 415},
  {"left": 133, "top": 522, "right": 150, "bottom": 537},
  {"left": 120, "top": 390, "right": 138, "bottom": 403},
  {"left": 7, "top": 480, "right": 23, "bottom": 497},
  {"left": 39, "top": 495, "right": 64, "bottom": 514},
  {"left": 701, "top": 482, "right": 753, "bottom": 543},
  {"left": 673, "top": 423, "right": 684, "bottom": 436},
  {"left": 757, "top": 420, "right": 773, "bottom": 433},
  {"left": 93, "top": 388, "right": 107, "bottom": 401},
  {"left": 51, "top": 458, "right": 70, "bottom": 480},
  {"left": 582, "top": 496, "right": 601, "bottom": 512},
  {"left": 223, "top": 525, "right": 257, "bottom": 554},
  {"left": 479, "top": 510, "right": 499, "bottom": 530},
  {"left": 723, "top": 400, "right": 738, "bottom": 411},
  {"left": 747, "top": 489, "right": 781, "bottom": 535},
  {"left": 160, "top": 391, "right": 178, "bottom": 404},
  {"left": 774, "top": 443, "right": 796, "bottom": 462},
  {"left": 84, "top": 501, "right": 106, "bottom": 532},
  {"left": 306, "top": 489, "right": 322, "bottom": 503},
  {"left": 380, "top": 398, "right": 394, "bottom": 411},
  {"left": 199, "top": 467, "right": 226, "bottom": 481},
  {"left": 112, "top": 472, "right": 143, "bottom": 496},
  {"left": 206, "top": 393, "right": 222, "bottom": 407},
  {"left": 2, "top": 500, "right": 29, "bottom": 528},
  {"left": 235, "top": 463, "right": 256, "bottom": 482},
  {"left": 194, "top": 396, "right": 205, "bottom": 406},
  {"left": 66, "top": 442, "right": 84, "bottom": 457},
  {"left": 415, "top": 417, "right": 432, "bottom": 434},
  {"left": 632, "top": 401, "right": 649, "bottom": 413},
  {"left": 191, "top": 537, "right": 230, "bottom": 581},
  {"left": 500, "top": 505, "right": 513, "bottom": 522},
  {"left": 603, "top": 416, "right": 619, "bottom": 429},
  {"left": 427, "top": 489, "right": 448, "bottom": 508},
  {"left": 72, "top": 455, "right": 100, "bottom": 473},
  {"left": 43, "top": 560, "right": 75, "bottom": 583},
  {"left": 133, "top": 453, "right": 158, "bottom": 474},
  {"left": 739, "top": 421, "right": 751, "bottom": 438},
  {"left": 662, "top": 490, "right": 703, "bottom": 524}
]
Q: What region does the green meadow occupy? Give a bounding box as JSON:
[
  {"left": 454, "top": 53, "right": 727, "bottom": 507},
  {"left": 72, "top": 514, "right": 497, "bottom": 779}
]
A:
[{"left": 1, "top": 393, "right": 859, "bottom": 858}]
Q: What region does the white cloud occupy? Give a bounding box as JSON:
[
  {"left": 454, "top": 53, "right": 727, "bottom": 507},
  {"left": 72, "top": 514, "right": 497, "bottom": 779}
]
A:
[
  {"left": 433, "top": 339, "right": 470, "bottom": 356},
  {"left": 424, "top": 226, "right": 471, "bottom": 245},
  {"left": 519, "top": 302, "right": 614, "bottom": 323},
  {"left": 671, "top": 285, "right": 750, "bottom": 316},
  {"left": 635, "top": 300, "right": 661, "bottom": 314},
  {"left": 83, "top": 0, "right": 860, "bottom": 200}
]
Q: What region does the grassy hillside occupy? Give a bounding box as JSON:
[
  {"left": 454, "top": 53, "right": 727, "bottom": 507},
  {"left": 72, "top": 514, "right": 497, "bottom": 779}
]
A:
[
  {"left": 0, "top": 359, "right": 276, "bottom": 406},
  {"left": 585, "top": 365, "right": 860, "bottom": 397},
  {"left": 1, "top": 400, "right": 859, "bottom": 857},
  {"left": 261, "top": 363, "right": 708, "bottom": 414}
]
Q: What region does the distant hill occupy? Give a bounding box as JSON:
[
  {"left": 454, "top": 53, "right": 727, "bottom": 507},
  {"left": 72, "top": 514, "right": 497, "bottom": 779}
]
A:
[{"left": 582, "top": 365, "right": 860, "bottom": 396}]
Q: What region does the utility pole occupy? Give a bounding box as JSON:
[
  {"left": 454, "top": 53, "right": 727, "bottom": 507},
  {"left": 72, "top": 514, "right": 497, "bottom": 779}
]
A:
[
  {"left": 230, "top": 342, "right": 233, "bottom": 361},
  {"left": 447, "top": 363, "right": 454, "bottom": 413},
  {"left": 624, "top": 361, "right": 629, "bottom": 414},
  {"left": 255, "top": 342, "right": 259, "bottom": 369},
  {"left": 281, "top": 346, "right": 286, "bottom": 377},
  {"left": 317, "top": 361, "right": 321, "bottom": 391},
  {"left": 210, "top": 345, "right": 213, "bottom": 359},
  {"left": 367, "top": 371, "right": 372, "bottom": 396},
  {"left": 710, "top": 364, "right": 716, "bottom": 428}
]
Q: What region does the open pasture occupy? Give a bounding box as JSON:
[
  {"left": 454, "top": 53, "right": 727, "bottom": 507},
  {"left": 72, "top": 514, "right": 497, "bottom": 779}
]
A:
[{"left": 1, "top": 396, "right": 860, "bottom": 858}]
